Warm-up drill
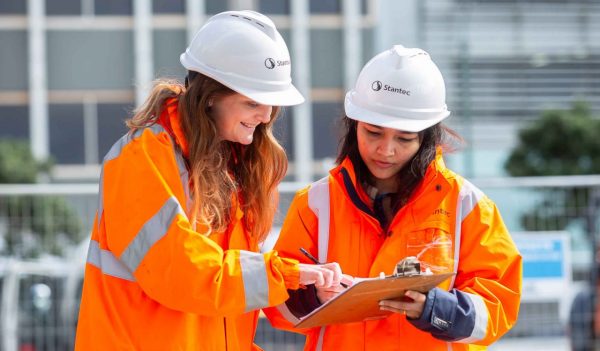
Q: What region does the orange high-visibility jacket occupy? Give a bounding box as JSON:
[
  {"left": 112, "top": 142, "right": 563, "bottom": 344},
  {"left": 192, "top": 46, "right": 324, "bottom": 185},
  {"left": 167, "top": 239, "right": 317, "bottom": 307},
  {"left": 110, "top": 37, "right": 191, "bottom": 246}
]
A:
[
  {"left": 264, "top": 154, "right": 522, "bottom": 351},
  {"left": 75, "top": 100, "right": 300, "bottom": 351}
]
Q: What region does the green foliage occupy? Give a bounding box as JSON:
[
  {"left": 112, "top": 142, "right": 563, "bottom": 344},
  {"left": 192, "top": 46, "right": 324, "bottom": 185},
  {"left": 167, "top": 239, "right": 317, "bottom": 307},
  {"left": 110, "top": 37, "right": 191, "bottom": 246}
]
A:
[
  {"left": 0, "top": 139, "right": 41, "bottom": 183},
  {"left": 0, "top": 139, "right": 81, "bottom": 257},
  {"left": 504, "top": 102, "right": 600, "bottom": 233},
  {"left": 505, "top": 101, "right": 600, "bottom": 176}
]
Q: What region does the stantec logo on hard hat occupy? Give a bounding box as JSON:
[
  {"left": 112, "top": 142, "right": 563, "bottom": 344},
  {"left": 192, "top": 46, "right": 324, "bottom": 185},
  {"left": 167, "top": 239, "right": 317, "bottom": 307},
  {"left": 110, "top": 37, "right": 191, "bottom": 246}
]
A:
[
  {"left": 264, "top": 57, "right": 290, "bottom": 69},
  {"left": 371, "top": 80, "right": 411, "bottom": 96},
  {"left": 264, "top": 58, "right": 276, "bottom": 69}
]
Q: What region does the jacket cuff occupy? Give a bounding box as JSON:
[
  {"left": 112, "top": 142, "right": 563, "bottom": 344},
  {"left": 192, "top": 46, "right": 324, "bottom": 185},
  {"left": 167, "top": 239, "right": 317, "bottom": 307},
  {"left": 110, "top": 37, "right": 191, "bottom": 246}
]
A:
[
  {"left": 272, "top": 256, "right": 300, "bottom": 290},
  {"left": 407, "top": 287, "right": 480, "bottom": 342}
]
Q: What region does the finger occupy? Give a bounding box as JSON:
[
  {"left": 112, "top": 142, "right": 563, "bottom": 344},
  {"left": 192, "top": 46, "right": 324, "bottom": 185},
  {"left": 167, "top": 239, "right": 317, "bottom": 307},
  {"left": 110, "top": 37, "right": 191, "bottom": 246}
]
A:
[
  {"left": 341, "top": 274, "right": 354, "bottom": 287},
  {"left": 405, "top": 290, "right": 426, "bottom": 303},
  {"left": 321, "top": 268, "right": 334, "bottom": 288},
  {"left": 322, "top": 262, "right": 342, "bottom": 286},
  {"left": 330, "top": 262, "right": 343, "bottom": 285},
  {"left": 313, "top": 271, "right": 325, "bottom": 288}
]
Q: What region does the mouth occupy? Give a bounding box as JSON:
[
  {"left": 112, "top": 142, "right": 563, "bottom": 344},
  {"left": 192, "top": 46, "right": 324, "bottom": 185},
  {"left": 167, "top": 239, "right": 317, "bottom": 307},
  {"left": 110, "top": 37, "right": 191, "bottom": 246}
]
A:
[
  {"left": 373, "top": 160, "right": 394, "bottom": 169},
  {"left": 241, "top": 122, "right": 258, "bottom": 130}
]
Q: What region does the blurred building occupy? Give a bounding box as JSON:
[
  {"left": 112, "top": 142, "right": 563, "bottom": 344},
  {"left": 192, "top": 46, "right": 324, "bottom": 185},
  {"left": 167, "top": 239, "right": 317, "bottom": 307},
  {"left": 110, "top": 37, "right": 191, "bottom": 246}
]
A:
[{"left": 0, "top": 0, "right": 599, "bottom": 182}]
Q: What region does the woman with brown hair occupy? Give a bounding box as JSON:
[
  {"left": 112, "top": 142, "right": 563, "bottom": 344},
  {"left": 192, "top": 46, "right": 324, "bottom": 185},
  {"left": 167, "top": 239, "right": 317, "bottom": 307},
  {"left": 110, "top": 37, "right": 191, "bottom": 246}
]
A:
[{"left": 75, "top": 10, "right": 342, "bottom": 351}]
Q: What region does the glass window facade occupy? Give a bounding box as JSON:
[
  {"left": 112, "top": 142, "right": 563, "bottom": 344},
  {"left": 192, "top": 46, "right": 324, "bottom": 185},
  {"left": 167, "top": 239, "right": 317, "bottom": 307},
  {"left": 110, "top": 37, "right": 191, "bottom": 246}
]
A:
[
  {"left": 0, "top": 1, "right": 26, "bottom": 14},
  {"left": 153, "top": 30, "right": 187, "bottom": 79},
  {"left": 46, "top": 0, "right": 81, "bottom": 16},
  {"left": 49, "top": 104, "right": 85, "bottom": 164},
  {"left": 206, "top": 0, "right": 227, "bottom": 15},
  {"left": 97, "top": 103, "right": 131, "bottom": 161},
  {"left": 259, "top": 0, "right": 290, "bottom": 14},
  {"left": 310, "top": 29, "right": 343, "bottom": 88},
  {"left": 0, "top": 106, "right": 29, "bottom": 140},
  {"left": 310, "top": 0, "right": 340, "bottom": 13},
  {"left": 152, "top": 0, "right": 184, "bottom": 14},
  {"left": 95, "top": 0, "right": 132, "bottom": 15},
  {"left": 312, "top": 102, "right": 344, "bottom": 159},
  {"left": 0, "top": 31, "right": 28, "bottom": 90},
  {"left": 47, "top": 30, "right": 134, "bottom": 90}
]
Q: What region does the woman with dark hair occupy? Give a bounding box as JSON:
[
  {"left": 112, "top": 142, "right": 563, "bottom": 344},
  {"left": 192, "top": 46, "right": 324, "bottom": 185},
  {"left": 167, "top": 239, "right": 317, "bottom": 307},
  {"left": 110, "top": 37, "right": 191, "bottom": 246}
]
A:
[
  {"left": 264, "top": 46, "right": 522, "bottom": 350},
  {"left": 75, "top": 11, "right": 342, "bottom": 351}
]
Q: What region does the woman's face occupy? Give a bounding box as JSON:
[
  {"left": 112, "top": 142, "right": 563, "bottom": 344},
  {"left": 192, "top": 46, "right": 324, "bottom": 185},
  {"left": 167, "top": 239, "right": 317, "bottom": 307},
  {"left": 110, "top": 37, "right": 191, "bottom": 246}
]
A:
[
  {"left": 356, "top": 122, "right": 422, "bottom": 193},
  {"left": 212, "top": 93, "right": 273, "bottom": 145}
]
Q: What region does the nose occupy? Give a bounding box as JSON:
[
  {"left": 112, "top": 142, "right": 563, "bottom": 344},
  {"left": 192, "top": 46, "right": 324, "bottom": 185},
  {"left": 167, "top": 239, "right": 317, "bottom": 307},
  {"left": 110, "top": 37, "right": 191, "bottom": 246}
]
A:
[
  {"left": 257, "top": 105, "right": 272, "bottom": 124},
  {"left": 376, "top": 138, "right": 395, "bottom": 157}
]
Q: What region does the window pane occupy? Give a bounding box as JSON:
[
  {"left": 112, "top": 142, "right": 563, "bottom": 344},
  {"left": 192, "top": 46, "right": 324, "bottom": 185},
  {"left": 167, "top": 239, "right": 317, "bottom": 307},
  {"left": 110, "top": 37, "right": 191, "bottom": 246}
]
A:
[
  {"left": 310, "top": 0, "right": 340, "bottom": 13},
  {"left": 95, "top": 0, "right": 132, "bottom": 15},
  {"left": 0, "top": 106, "right": 28, "bottom": 139},
  {"left": 206, "top": 0, "right": 227, "bottom": 14},
  {"left": 46, "top": 0, "right": 81, "bottom": 15},
  {"left": 49, "top": 104, "right": 85, "bottom": 164},
  {"left": 0, "top": 1, "right": 26, "bottom": 14},
  {"left": 97, "top": 104, "right": 131, "bottom": 161},
  {"left": 153, "top": 0, "right": 184, "bottom": 14},
  {"left": 153, "top": 30, "right": 187, "bottom": 78},
  {"left": 312, "top": 103, "right": 343, "bottom": 159},
  {"left": 310, "top": 29, "right": 343, "bottom": 88},
  {"left": 47, "top": 30, "right": 134, "bottom": 90},
  {"left": 273, "top": 107, "right": 294, "bottom": 158},
  {"left": 259, "top": 0, "right": 290, "bottom": 14},
  {"left": 0, "top": 31, "right": 28, "bottom": 90}
]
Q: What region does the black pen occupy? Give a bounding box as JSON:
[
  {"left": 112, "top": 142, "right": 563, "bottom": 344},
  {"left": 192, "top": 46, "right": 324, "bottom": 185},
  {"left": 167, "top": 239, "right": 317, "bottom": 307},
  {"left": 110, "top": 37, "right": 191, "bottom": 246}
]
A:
[{"left": 299, "top": 247, "right": 348, "bottom": 288}]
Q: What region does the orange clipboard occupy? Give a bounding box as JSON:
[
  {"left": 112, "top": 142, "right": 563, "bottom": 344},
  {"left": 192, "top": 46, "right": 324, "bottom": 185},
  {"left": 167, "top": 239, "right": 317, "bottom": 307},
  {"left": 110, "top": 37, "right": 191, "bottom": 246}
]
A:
[{"left": 294, "top": 272, "right": 455, "bottom": 328}]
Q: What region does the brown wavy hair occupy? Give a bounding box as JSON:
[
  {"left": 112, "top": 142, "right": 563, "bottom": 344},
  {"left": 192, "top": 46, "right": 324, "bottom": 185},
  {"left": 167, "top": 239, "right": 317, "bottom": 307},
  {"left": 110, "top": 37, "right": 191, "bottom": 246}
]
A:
[
  {"left": 336, "top": 116, "right": 461, "bottom": 212},
  {"left": 126, "top": 72, "right": 287, "bottom": 242}
]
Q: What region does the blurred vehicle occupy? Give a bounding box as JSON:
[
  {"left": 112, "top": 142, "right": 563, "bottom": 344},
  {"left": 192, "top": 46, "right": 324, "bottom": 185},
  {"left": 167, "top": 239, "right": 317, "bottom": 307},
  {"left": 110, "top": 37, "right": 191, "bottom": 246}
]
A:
[{"left": 0, "top": 241, "right": 87, "bottom": 351}]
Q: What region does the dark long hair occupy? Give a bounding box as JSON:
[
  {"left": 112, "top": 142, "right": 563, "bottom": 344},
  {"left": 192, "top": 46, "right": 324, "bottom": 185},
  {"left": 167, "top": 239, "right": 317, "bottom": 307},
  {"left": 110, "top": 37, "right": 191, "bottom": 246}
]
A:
[{"left": 336, "top": 116, "right": 460, "bottom": 213}]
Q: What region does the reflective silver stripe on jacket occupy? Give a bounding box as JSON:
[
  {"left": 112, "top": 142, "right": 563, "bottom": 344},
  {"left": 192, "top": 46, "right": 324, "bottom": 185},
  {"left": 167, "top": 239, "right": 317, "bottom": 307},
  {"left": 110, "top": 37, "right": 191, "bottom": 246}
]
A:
[
  {"left": 120, "top": 196, "right": 186, "bottom": 273},
  {"left": 457, "top": 292, "right": 488, "bottom": 343},
  {"left": 87, "top": 240, "right": 136, "bottom": 282},
  {"left": 449, "top": 179, "right": 484, "bottom": 289},
  {"left": 240, "top": 250, "right": 269, "bottom": 312},
  {"left": 307, "top": 176, "right": 331, "bottom": 351},
  {"left": 308, "top": 176, "right": 331, "bottom": 263}
]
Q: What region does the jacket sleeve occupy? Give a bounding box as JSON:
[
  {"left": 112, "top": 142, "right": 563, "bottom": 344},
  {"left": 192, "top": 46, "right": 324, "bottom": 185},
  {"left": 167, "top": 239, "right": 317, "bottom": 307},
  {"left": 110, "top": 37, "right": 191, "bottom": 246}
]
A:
[
  {"left": 408, "top": 194, "right": 522, "bottom": 345},
  {"left": 100, "top": 127, "right": 299, "bottom": 316},
  {"left": 263, "top": 189, "right": 322, "bottom": 334}
]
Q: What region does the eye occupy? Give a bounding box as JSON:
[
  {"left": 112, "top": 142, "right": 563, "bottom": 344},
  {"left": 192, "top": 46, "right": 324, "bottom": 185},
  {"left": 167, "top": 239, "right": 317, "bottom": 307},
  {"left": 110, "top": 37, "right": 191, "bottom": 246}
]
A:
[
  {"left": 365, "top": 129, "right": 381, "bottom": 136},
  {"left": 246, "top": 101, "right": 259, "bottom": 108},
  {"left": 396, "top": 135, "right": 418, "bottom": 143}
]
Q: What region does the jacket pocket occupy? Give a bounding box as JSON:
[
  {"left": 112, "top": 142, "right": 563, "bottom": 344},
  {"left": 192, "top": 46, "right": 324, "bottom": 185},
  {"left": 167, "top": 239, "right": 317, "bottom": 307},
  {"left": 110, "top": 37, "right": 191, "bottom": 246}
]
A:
[{"left": 405, "top": 224, "right": 454, "bottom": 274}]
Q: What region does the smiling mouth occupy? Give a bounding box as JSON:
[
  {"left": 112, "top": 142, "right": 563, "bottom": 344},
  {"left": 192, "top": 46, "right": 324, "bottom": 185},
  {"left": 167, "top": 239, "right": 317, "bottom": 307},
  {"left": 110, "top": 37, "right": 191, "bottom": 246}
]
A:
[{"left": 241, "top": 122, "right": 257, "bottom": 129}]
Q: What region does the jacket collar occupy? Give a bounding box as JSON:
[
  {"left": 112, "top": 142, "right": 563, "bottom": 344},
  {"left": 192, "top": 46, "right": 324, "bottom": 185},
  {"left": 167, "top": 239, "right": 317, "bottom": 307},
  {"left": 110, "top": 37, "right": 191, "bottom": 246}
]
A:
[{"left": 331, "top": 148, "right": 452, "bottom": 226}]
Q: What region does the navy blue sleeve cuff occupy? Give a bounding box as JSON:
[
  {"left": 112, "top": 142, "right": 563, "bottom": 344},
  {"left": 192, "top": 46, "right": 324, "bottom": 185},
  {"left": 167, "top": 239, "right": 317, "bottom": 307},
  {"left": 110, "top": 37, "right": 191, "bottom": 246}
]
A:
[{"left": 407, "top": 287, "right": 478, "bottom": 342}]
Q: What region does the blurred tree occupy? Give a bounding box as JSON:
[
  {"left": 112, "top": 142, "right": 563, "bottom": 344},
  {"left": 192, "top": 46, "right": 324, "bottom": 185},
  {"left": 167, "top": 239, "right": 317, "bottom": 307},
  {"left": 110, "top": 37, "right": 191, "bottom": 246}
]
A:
[
  {"left": 506, "top": 101, "right": 600, "bottom": 176},
  {"left": 504, "top": 101, "right": 600, "bottom": 233},
  {"left": 0, "top": 139, "right": 81, "bottom": 257}
]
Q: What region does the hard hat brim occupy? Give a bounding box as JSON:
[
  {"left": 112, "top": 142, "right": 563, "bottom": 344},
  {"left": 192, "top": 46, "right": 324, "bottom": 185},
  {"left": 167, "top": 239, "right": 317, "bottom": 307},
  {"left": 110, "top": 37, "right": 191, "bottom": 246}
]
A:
[
  {"left": 234, "top": 84, "right": 305, "bottom": 107},
  {"left": 344, "top": 92, "right": 451, "bottom": 133}
]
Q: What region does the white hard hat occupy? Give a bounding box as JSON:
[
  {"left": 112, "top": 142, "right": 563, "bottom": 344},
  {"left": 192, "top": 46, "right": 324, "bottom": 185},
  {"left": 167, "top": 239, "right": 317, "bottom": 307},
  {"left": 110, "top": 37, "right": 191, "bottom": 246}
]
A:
[
  {"left": 180, "top": 10, "right": 304, "bottom": 106},
  {"left": 344, "top": 45, "right": 450, "bottom": 132}
]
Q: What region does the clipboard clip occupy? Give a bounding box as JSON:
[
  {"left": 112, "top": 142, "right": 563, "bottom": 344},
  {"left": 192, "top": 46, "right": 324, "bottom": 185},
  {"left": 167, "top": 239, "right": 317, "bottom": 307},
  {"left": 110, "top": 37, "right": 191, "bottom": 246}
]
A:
[{"left": 394, "top": 256, "right": 421, "bottom": 277}]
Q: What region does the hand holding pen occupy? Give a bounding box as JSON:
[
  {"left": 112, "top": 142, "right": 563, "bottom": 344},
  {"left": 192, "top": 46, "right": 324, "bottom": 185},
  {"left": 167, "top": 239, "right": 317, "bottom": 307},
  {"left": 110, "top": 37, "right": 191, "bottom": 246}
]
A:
[{"left": 299, "top": 248, "right": 351, "bottom": 289}]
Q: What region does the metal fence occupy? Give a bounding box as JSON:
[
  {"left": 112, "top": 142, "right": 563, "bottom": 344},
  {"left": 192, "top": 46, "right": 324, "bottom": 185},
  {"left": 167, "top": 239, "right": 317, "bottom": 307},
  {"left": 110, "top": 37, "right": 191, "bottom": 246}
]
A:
[{"left": 1, "top": 176, "right": 599, "bottom": 351}]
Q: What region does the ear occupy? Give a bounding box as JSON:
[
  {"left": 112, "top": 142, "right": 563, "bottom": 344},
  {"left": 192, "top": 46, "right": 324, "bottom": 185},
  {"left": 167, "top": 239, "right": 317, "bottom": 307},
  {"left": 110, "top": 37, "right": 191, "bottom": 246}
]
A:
[{"left": 208, "top": 99, "right": 214, "bottom": 107}]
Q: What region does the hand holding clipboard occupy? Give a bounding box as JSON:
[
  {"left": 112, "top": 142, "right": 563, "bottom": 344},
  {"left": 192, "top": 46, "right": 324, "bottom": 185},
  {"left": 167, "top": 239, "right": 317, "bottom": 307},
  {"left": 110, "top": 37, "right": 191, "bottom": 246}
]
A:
[{"left": 294, "top": 257, "right": 455, "bottom": 328}]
